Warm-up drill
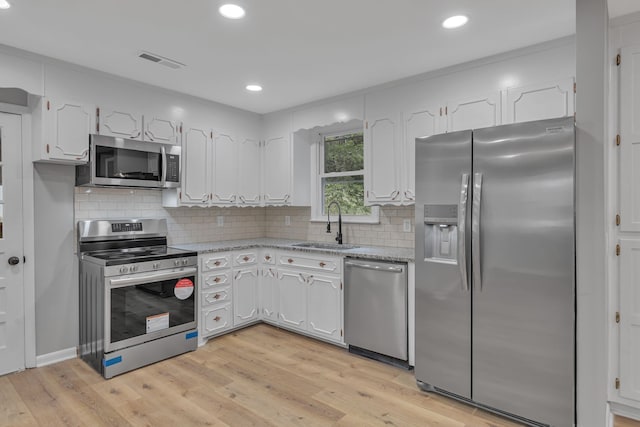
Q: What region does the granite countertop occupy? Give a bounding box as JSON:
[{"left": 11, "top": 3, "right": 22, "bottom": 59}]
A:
[{"left": 170, "top": 238, "right": 414, "bottom": 263}]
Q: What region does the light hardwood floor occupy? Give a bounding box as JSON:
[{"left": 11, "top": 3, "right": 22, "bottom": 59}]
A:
[{"left": 0, "top": 323, "right": 636, "bottom": 427}]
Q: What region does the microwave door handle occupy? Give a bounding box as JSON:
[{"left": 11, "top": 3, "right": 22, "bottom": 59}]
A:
[
  {"left": 160, "top": 145, "right": 167, "bottom": 187},
  {"left": 108, "top": 267, "right": 197, "bottom": 289}
]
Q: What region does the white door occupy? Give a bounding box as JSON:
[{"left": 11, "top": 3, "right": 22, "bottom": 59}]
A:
[{"left": 0, "top": 113, "right": 24, "bottom": 375}]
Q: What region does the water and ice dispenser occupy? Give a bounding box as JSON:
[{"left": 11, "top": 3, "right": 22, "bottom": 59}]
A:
[{"left": 423, "top": 204, "right": 459, "bottom": 263}]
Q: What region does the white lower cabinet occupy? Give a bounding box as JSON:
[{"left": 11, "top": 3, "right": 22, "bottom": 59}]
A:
[
  {"left": 260, "top": 266, "right": 279, "bottom": 323},
  {"left": 277, "top": 270, "right": 308, "bottom": 332},
  {"left": 202, "top": 304, "right": 232, "bottom": 336},
  {"left": 233, "top": 266, "right": 259, "bottom": 327},
  {"left": 307, "top": 274, "right": 343, "bottom": 342}
]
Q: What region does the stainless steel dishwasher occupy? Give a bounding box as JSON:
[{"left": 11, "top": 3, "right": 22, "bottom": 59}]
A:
[{"left": 344, "top": 258, "right": 408, "bottom": 367}]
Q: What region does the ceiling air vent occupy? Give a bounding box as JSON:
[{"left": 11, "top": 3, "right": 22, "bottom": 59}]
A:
[{"left": 137, "top": 51, "right": 185, "bottom": 70}]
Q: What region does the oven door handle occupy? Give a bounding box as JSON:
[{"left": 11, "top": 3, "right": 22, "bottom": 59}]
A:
[{"left": 108, "top": 267, "right": 197, "bottom": 289}]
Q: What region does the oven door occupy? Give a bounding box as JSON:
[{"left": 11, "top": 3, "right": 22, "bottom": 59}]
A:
[{"left": 105, "top": 267, "right": 197, "bottom": 353}]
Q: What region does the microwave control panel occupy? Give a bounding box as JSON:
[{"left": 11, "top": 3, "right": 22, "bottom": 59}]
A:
[{"left": 166, "top": 155, "right": 180, "bottom": 182}]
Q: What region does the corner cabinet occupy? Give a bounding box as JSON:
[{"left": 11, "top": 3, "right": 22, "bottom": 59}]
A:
[{"left": 33, "top": 97, "right": 95, "bottom": 164}]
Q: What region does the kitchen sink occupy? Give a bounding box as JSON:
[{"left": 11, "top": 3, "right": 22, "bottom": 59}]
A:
[{"left": 292, "top": 242, "right": 360, "bottom": 250}]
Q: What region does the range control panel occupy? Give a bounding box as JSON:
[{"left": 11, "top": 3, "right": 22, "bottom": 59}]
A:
[{"left": 111, "top": 222, "right": 144, "bottom": 233}]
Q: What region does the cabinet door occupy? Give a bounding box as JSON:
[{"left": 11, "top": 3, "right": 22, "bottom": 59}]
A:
[
  {"left": 212, "top": 131, "right": 237, "bottom": 206},
  {"left": 365, "top": 116, "right": 402, "bottom": 204},
  {"left": 233, "top": 267, "right": 259, "bottom": 327},
  {"left": 277, "top": 270, "right": 307, "bottom": 331},
  {"left": 98, "top": 107, "right": 143, "bottom": 140},
  {"left": 446, "top": 93, "right": 501, "bottom": 132},
  {"left": 619, "top": 239, "right": 640, "bottom": 401},
  {"left": 237, "top": 136, "right": 261, "bottom": 206},
  {"left": 45, "top": 98, "right": 95, "bottom": 163},
  {"left": 144, "top": 116, "right": 180, "bottom": 144},
  {"left": 181, "top": 126, "right": 211, "bottom": 206},
  {"left": 505, "top": 77, "right": 575, "bottom": 124},
  {"left": 260, "top": 267, "right": 279, "bottom": 323},
  {"left": 263, "top": 135, "right": 291, "bottom": 205},
  {"left": 620, "top": 46, "right": 640, "bottom": 231},
  {"left": 307, "top": 274, "right": 342, "bottom": 342},
  {"left": 403, "top": 106, "right": 440, "bottom": 204},
  {"left": 202, "top": 303, "right": 232, "bottom": 337}
]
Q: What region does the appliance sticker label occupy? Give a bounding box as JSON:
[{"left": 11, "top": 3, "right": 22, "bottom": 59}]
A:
[
  {"left": 174, "top": 278, "right": 194, "bottom": 300},
  {"left": 146, "top": 312, "right": 169, "bottom": 333}
]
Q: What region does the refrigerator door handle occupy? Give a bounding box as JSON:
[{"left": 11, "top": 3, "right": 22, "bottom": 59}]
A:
[
  {"left": 472, "top": 173, "right": 483, "bottom": 291},
  {"left": 458, "top": 173, "right": 470, "bottom": 291}
]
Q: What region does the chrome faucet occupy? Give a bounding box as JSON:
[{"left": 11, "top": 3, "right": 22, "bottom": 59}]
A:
[{"left": 326, "top": 201, "right": 343, "bottom": 245}]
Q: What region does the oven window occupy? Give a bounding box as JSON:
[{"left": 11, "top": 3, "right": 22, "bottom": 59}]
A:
[
  {"left": 95, "top": 145, "right": 162, "bottom": 181},
  {"left": 110, "top": 274, "right": 195, "bottom": 344}
]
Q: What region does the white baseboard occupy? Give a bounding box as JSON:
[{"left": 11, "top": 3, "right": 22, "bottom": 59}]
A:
[
  {"left": 35, "top": 347, "right": 77, "bottom": 368},
  {"left": 611, "top": 401, "right": 640, "bottom": 421}
]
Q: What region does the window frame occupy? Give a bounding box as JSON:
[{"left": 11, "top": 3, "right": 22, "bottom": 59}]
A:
[{"left": 310, "top": 123, "right": 379, "bottom": 224}]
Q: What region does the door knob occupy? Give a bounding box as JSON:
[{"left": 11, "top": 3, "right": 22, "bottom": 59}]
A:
[{"left": 8, "top": 256, "right": 20, "bottom": 265}]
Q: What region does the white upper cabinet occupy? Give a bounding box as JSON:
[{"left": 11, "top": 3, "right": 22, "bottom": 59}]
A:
[
  {"left": 292, "top": 96, "right": 364, "bottom": 132},
  {"left": 143, "top": 115, "right": 181, "bottom": 144},
  {"left": 237, "top": 135, "right": 261, "bottom": 206},
  {"left": 97, "top": 107, "right": 143, "bottom": 140},
  {"left": 620, "top": 46, "right": 640, "bottom": 232},
  {"left": 364, "top": 90, "right": 404, "bottom": 206},
  {"left": 445, "top": 92, "right": 501, "bottom": 132},
  {"left": 402, "top": 104, "right": 441, "bottom": 204},
  {"left": 504, "top": 77, "right": 575, "bottom": 124},
  {"left": 181, "top": 126, "right": 211, "bottom": 206},
  {"left": 212, "top": 130, "right": 238, "bottom": 205},
  {"left": 263, "top": 134, "right": 292, "bottom": 205},
  {"left": 33, "top": 97, "right": 95, "bottom": 164}
]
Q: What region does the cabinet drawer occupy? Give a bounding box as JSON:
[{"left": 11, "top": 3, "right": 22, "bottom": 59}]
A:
[
  {"left": 201, "top": 253, "right": 231, "bottom": 271},
  {"left": 201, "top": 271, "right": 231, "bottom": 290},
  {"left": 278, "top": 252, "right": 341, "bottom": 274},
  {"left": 202, "top": 303, "right": 232, "bottom": 336},
  {"left": 233, "top": 251, "right": 258, "bottom": 266},
  {"left": 202, "top": 285, "right": 232, "bottom": 308},
  {"left": 260, "top": 250, "right": 276, "bottom": 265}
]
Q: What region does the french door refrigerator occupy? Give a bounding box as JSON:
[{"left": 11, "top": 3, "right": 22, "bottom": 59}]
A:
[{"left": 414, "top": 116, "right": 575, "bottom": 427}]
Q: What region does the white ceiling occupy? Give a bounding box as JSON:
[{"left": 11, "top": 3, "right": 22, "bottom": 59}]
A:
[{"left": 0, "top": 1, "right": 636, "bottom": 114}]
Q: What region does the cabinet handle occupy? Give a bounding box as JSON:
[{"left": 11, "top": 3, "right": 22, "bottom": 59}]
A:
[
  {"left": 243, "top": 256, "right": 250, "bottom": 262},
  {"left": 214, "top": 261, "right": 221, "bottom": 266},
  {"left": 145, "top": 130, "right": 153, "bottom": 141},
  {"left": 213, "top": 293, "right": 221, "bottom": 300},
  {"left": 392, "top": 190, "right": 400, "bottom": 200},
  {"left": 214, "top": 316, "right": 221, "bottom": 322},
  {"left": 265, "top": 255, "right": 271, "bottom": 261},
  {"left": 46, "top": 144, "right": 50, "bottom": 154},
  {"left": 288, "top": 258, "right": 294, "bottom": 264},
  {"left": 213, "top": 277, "right": 221, "bottom": 283},
  {"left": 319, "top": 262, "right": 326, "bottom": 267}
]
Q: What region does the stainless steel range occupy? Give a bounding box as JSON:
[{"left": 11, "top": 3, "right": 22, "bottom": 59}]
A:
[{"left": 78, "top": 218, "right": 198, "bottom": 378}]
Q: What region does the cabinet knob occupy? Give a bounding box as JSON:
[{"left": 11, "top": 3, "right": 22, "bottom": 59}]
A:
[
  {"left": 288, "top": 258, "right": 294, "bottom": 264},
  {"left": 214, "top": 277, "right": 221, "bottom": 283},
  {"left": 214, "top": 316, "right": 221, "bottom": 322},
  {"left": 214, "top": 260, "right": 221, "bottom": 266},
  {"left": 319, "top": 262, "right": 326, "bottom": 267},
  {"left": 213, "top": 294, "right": 221, "bottom": 300},
  {"left": 265, "top": 255, "right": 271, "bottom": 260},
  {"left": 243, "top": 256, "right": 250, "bottom": 262}
]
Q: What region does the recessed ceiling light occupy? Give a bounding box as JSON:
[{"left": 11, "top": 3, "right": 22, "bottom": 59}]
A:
[
  {"left": 246, "top": 84, "right": 263, "bottom": 92},
  {"left": 219, "top": 4, "right": 245, "bottom": 19},
  {"left": 0, "top": 0, "right": 11, "bottom": 9},
  {"left": 442, "top": 15, "right": 468, "bottom": 29}
]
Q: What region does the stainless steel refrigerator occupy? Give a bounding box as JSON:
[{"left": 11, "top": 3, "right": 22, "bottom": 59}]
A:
[{"left": 414, "top": 117, "right": 575, "bottom": 427}]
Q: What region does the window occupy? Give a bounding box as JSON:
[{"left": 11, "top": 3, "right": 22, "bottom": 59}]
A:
[{"left": 312, "top": 127, "right": 378, "bottom": 223}]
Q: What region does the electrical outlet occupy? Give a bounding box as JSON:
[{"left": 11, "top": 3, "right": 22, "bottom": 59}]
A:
[
  {"left": 217, "top": 216, "right": 224, "bottom": 227},
  {"left": 285, "top": 215, "right": 291, "bottom": 226},
  {"left": 403, "top": 219, "right": 411, "bottom": 232}
]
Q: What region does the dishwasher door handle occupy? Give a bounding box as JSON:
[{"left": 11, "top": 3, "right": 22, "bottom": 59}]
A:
[{"left": 344, "top": 261, "right": 404, "bottom": 273}]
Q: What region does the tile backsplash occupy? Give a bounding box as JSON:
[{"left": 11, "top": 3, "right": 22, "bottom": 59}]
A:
[
  {"left": 74, "top": 188, "right": 266, "bottom": 245},
  {"left": 265, "top": 206, "right": 415, "bottom": 249},
  {"left": 74, "top": 188, "right": 415, "bottom": 248}
]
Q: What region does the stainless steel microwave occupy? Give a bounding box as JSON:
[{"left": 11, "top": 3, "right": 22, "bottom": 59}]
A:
[{"left": 76, "top": 134, "right": 181, "bottom": 189}]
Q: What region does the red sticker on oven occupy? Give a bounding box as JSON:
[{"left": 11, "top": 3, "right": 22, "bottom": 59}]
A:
[{"left": 174, "top": 278, "right": 194, "bottom": 300}]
